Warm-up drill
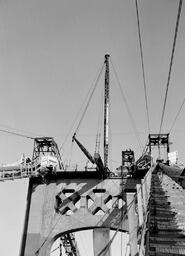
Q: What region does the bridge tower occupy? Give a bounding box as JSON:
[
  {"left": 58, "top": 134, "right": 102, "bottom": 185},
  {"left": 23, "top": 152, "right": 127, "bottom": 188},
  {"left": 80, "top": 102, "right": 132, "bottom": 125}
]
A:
[
  {"left": 19, "top": 168, "right": 140, "bottom": 256},
  {"left": 18, "top": 138, "right": 148, "bottom": 256}
]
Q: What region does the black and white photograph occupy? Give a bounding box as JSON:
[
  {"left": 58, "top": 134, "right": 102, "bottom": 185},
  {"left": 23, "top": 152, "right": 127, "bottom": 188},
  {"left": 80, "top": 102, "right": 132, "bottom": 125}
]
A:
[{"left": 0, "top": 1, "right": 185, "bottom": 255}]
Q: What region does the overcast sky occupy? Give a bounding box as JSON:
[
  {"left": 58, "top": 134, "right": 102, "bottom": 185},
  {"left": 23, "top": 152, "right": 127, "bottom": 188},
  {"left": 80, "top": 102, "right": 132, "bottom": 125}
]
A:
[{"left": 0, "top": 0, "right": 185, "bottom": 255}]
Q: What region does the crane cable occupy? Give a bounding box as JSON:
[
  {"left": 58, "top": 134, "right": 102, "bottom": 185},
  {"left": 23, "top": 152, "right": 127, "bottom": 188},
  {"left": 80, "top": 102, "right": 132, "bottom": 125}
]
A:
[
  {"left": 94, "top": 85, "right": 104, "bottom": 155},
  {"left": 110, "top": 58, "right": 143, "bottom": 153},
  {"left": 0, "top": 128, "right": 35, "bottom": 140},
  {"left": 135, "top": 0, "right": 150, "bottom": 134},
  {"left": 50, "top": 246, "right": 60, "bottom": 254},
  {"left": 74, "top": 63, "right": 105, "bottom": 136},
  {"left": 159, "top": 0, "right": 183, "bottom": 134},
  {"left": 59, "top": 63, "right": 105, "bottom": 153},
  {"left": 169, "top": 98, "right": 185, "bottom": 133}
]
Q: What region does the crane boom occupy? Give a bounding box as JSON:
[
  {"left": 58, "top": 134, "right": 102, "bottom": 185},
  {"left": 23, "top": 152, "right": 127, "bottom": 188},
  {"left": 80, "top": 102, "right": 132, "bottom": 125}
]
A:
[
  {"left": 104, "top": 54, "right": 110, "bottom": 169},
  {"left": 72, "top": 134, "right": 95, "bottom": 165},
  {"left": 72, "top": 134, "right": 109, "bottom": 177}
]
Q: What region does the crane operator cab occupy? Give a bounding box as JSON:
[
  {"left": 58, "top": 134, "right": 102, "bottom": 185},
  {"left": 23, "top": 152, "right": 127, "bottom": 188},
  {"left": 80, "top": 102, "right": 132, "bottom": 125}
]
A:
[{"left": 30, "top": 137, "right": 63, "bottom": 179}]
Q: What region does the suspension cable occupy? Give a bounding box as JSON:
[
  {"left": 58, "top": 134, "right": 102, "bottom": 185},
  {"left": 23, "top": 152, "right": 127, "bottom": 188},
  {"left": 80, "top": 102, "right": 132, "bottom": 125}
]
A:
[
  {"left": 159, "top": 0, "right": 183, "bottom": 134},
  {"left": 135, "top": 0, "right": 150, "bottom": 134},
  {"left": 110, "top": 58, "right": 143, "bottom": 153},
  {"left": 169, "top": 98, "right": 185, "bottom": 133}
]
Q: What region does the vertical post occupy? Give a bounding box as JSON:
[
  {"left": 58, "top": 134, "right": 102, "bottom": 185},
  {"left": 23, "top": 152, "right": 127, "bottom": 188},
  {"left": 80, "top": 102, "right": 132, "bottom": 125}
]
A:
[
  {"left": 104, "top": 54, "right": 110, "bottom": 169},
  {"left": 146, "top": 169, "right": 151, "bottom": 200},
  {"left": 148, "top": 134, "right": 151, "bottom": 156},
  {"left": 158, "top": 134, "right": 161, "bottom": 158},
  {"left": 167, "top": 133, "right": 170, "bottom": 154},
  {"left": 59, "top": 242, "right": 62, "bottom": 256},
  {"left": 141, "top": 178, "right": 147, "bottom": 214},
  {"left": 93, "top": 228, "right": 111, "bottom": 256},
  {"left": 145, "top": 176, "right": 149, "bottom": 204},
  {"left": 126, "top": 192, "right": 138, "bottom": 256},
  {"left": 136, "top": 184, "right": 143, "bottom": 227},
  {"left": 167, "top": 133, "right": 170, "bottom": 164}
]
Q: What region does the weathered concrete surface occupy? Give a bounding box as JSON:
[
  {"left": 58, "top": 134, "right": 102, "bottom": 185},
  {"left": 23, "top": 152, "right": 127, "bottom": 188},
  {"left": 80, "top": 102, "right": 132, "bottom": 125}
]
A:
[
  {"left": 126, "top": 192, "right": 138, "bottom": 256},
  {"left": 159, "top": 163, "right": 185, "bottom": 189},
  {"left": 137, "top": 184, "right": 143, "bottom": 227},
  {"left": 149, "top": 171, "right": 185, "bottom": 255},
  {"left": 93, "top": 228, "right": 111, "bottom": 256},
  {"left": 20, "top": 177, "right": 131, "bottom": 256}
]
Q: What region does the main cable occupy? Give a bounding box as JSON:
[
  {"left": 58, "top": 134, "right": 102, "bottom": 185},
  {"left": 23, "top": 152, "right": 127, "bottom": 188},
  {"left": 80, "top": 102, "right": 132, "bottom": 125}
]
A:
[
  {"left": 159, "top": 0, "right": 183, "bottom": 134},
  {"left": 135, "top": 0, "right": 150, "bottom": 134}
]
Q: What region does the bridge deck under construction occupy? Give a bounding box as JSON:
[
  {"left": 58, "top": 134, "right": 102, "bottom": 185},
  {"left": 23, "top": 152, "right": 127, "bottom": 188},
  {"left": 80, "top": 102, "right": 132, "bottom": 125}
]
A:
[{"left": 148, "top": 169, "right": 185, "bottom": 255}]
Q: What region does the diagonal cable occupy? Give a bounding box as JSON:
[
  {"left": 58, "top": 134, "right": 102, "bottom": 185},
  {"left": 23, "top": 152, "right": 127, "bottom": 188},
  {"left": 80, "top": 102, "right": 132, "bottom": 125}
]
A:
[
  {"left": 59, "top": 63, "right": 105, "bottom": 152},
  {"left": 135, "top": 0, "right": 150, "bottom": 134},
  {"left": 159, "top": 0, "right": 183, "bottom": 134},
  {"left": 50, "top": 246, "right": 60, "bottom": 254},
  {"left": 169, "top": 98, "right": 185, "bottom": 133},
  {"left": 74, "top": 63, "right": 105, "bottom": 135},
  {"left": 0, "top": 128, "right": 35, "bottom": 139}
]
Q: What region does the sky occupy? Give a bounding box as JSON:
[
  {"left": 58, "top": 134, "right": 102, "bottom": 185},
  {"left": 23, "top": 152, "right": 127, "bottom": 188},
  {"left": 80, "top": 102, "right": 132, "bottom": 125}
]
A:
[{"left": 0, "top": 0, "right": 185, "bottom": 255}]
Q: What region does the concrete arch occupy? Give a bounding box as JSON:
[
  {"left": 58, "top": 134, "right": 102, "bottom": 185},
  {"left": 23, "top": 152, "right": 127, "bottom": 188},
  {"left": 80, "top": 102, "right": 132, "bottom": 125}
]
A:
[{"left": 42, "top": 227, "right": 129, "bottom": 256}]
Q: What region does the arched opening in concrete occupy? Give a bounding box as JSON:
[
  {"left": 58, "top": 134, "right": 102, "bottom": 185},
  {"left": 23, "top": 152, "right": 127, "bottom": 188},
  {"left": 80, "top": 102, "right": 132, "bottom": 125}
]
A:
[{"left": 50, "top": 229, "right": 130, "bottom": 256}]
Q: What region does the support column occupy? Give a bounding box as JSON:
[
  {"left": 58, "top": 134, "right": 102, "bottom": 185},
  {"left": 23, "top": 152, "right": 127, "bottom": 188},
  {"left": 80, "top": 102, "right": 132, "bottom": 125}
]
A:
[
  {"left": 93, "top": 228, "right": 111, "bottom": 256},
  {"left": 126, "top": 192, "right": 138, "bottom": 256},
  {"left": 144, "top": 176, "right": 148, "bottom": 204},
  {"left": 136, "top": 184, "right": 143, "bottom": 227},
  {"left": 141, "top": 179, "right": 147, "bottom": 214},
  {"left": 19, "top": 181, "right": 45, "bottom": 256},
  {"left": 146, "top": 170, "right": 151, "bottom": 200}
]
